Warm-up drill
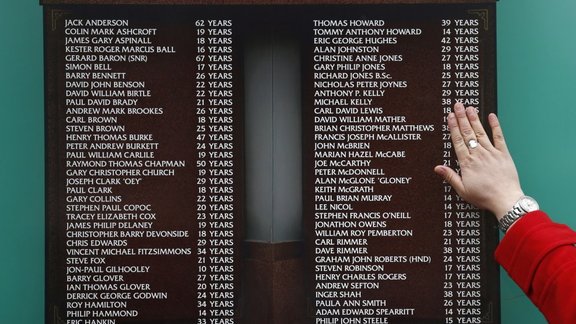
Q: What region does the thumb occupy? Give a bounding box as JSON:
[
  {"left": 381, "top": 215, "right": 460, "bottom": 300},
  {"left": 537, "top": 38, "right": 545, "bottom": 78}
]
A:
[{"left": 434, "top": 165, "right": 465, "bottom": 196}]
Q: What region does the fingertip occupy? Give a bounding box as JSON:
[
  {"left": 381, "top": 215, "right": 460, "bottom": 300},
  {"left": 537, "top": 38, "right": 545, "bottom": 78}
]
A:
[
  {"left": 434, "top": 165, "right": 446, "bottom": 176},
  {"left": 488, "top": 113, "right": 507, "bottom": 149},
  {"left": 488, "top": 113, "right": 499, "bottom": 124},
  {"left": 465, "top": 106, "right": 479, "bottom": 120},
  {"left": 447, "top": 112, "right": 457, "bottom": 126},
  {"left": 488, "top": 113, "right": 503, "bottom": 132},
  {"left": 454, "top": 102, "right": 464, "bottom": 112}
]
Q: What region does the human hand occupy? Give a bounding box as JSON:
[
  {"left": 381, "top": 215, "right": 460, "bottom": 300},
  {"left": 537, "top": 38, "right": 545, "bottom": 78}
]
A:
[{"left": 434, "top": 102, "right": 524, "bottom": 220}]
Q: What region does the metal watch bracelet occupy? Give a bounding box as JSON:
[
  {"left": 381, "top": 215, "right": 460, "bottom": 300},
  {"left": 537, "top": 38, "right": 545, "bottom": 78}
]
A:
[{"left": 498, "top": 196, "right": 539, "bottom": 233}]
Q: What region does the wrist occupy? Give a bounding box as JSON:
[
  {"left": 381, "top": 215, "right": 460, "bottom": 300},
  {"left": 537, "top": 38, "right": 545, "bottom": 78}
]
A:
[
  {"left": 491, "top": 190, "right": 525, "bottom": 221},
  {"left": 498, "top": 195, "right": 540, "bottom": 233}
]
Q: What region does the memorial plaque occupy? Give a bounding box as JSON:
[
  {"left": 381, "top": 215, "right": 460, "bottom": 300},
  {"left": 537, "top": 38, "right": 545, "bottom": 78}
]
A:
[
  {"left": 301, "top": 5, "right": 498, "bottom": 324},
  {"left": 43, "top": 1, "right": 499, "bottom": 324}
]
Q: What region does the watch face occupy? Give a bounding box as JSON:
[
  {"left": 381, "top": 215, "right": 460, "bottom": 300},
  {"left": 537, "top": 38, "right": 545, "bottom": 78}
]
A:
[{"left": 519, "top": 196, "right": 539, "bottom": 212}]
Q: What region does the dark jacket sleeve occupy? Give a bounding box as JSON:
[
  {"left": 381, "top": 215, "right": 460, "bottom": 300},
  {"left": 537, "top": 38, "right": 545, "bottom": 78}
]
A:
[{"left": 495, "top": 211, "right": 576, "bottom": 324}]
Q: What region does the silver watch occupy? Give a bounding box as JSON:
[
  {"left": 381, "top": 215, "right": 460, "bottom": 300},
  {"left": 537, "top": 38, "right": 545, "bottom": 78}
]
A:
[{"left": 498, "top": 196, "right": 539, "bottom": 233}]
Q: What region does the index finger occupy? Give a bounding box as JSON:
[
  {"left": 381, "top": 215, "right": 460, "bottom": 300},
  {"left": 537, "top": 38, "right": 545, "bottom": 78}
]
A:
[{"left": 447, "top": 111, "right": 470, "bottom": 161}]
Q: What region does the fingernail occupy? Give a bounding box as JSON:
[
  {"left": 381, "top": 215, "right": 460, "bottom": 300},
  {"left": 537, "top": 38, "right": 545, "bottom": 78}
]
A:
[{"left": 454, "top": 103, "right": 464, "bottom": 112}]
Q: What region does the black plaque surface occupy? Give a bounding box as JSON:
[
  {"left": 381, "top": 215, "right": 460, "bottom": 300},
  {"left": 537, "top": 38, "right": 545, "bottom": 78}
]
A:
[{"left": 44, "top": 2, "right": 499, "bottom": 324}]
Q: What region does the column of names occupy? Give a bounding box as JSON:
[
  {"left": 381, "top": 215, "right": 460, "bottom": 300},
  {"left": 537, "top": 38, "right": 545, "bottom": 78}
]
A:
[
  {"left": 311, "top": 19, "right": 434, "bottom": 323},
  {"left": 62, "top": 18, "right": 188, "bottom": 323}
]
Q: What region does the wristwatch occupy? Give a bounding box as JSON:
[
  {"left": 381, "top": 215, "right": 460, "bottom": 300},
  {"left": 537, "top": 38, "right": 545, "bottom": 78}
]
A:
[{"left": 498, "top": 196, "right": 539, "bottom": 233}]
